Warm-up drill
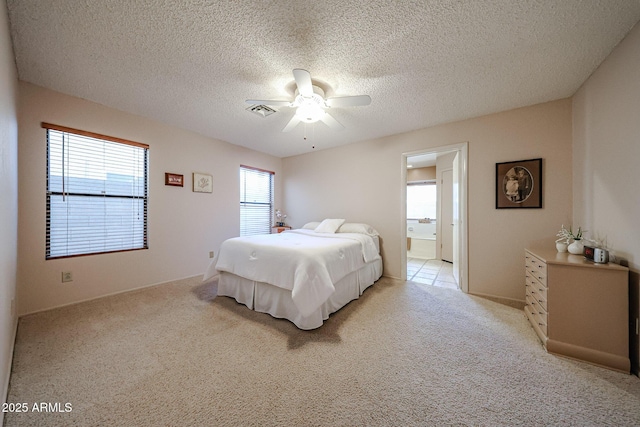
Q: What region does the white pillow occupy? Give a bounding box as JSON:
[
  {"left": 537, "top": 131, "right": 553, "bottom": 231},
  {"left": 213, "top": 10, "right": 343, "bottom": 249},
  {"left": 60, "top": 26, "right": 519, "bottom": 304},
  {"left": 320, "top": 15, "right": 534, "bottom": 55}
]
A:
[
  {"left": 301, "top": 221, "right": 321, "bottom": 230},
  {"left": 337, "top": 222, "right": 380, "bottom": 236},
  {"left": 314, "top": 218, "right": 345, "bottom": 233}
]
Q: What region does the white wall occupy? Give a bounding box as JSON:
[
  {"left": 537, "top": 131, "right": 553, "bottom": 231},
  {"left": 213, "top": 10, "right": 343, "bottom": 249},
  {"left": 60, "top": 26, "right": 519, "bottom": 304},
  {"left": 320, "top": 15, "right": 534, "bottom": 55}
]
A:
[
  {"left": 283, "top": 99, "right": 573, "bottom": 302},
  {"left": 406, "top": 166, "right": 436, "bottom": 182},
  {"left": 573, "top": 21, "right": 640, "bottom": 373},
  {"left": 17, "top": 83, "right": 282, "bottom": 315},
  {"left": 0, "top": 0, "right": 19, "bottom": 420}
]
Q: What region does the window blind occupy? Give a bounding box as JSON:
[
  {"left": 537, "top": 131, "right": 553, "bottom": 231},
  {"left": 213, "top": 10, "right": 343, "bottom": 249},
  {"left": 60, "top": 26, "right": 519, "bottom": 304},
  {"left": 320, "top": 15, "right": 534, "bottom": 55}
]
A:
[
  {"left": 44, "top": 123, "right": 149, "bottom": 259},
  {"left": 240, "top": 165, "right": 274, "bottom": 236}
]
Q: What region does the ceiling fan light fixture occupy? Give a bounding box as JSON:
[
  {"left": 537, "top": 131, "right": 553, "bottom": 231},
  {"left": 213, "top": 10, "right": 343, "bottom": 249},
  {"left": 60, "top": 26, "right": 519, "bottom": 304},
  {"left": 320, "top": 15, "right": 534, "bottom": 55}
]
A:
[
  {"left": 295, "top": 104, "right": 325, "bottom": 123},
  {"left": 249, "top": 69, "right": 370, "bottom": 132}
]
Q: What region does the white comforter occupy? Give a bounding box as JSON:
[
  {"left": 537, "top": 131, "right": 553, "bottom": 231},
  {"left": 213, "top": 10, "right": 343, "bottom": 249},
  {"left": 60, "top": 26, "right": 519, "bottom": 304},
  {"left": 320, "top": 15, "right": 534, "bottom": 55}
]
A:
[{"left": 203, "top": 230, "right": 380, "bottom": 317}]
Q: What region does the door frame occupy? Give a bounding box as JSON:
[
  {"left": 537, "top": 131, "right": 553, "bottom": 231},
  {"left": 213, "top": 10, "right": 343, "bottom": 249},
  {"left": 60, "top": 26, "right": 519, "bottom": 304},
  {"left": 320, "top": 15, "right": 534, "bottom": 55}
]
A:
[{"left": 401, "top": 142, "right": 469, "bottom": 293}]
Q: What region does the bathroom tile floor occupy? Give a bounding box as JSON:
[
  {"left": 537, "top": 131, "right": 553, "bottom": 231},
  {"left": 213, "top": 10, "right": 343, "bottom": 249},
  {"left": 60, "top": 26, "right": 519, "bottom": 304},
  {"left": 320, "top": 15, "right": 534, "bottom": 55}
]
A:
[{"left": 407, "top": 258, "right": 459, "bottom": 290}]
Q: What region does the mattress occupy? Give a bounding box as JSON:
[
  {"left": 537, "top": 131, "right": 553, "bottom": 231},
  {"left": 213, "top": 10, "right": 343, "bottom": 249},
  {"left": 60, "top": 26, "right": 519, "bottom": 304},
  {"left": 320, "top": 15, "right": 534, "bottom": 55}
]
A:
[
  {"left": 206, "top": 229, "right": 383, "bottom": 329},
  {"left": 218, "top": 257, "right": 383, "bottom": 329}
]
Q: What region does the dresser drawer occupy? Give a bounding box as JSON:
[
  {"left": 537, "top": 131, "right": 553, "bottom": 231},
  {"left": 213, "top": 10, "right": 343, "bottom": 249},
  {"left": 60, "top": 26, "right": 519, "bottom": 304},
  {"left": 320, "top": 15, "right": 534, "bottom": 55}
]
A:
[
  {"left": 525, "top": 280, "right": 534, "bottom": 299},
  {"left": 530, "top": 293, "right": 547, "bottom": 319},
  {"left": 535, "top": 288, "right": 547, "bottom": 311},
  {"left": 526, "top": 271, "right": 548, "bottom": 310},
  {"left": 534, "top": 310, "right": 548, "bottom": 336},
  {"left": 525, "top": 294, "right": 537, "bottom": 316},
  {"left": 524, "top": 304, "right": 548, "bottom": 338},
  {"left": 525, "top": 253, "right": 535, "bottom": 272},
  {"left": 525, "top": 250, "right": 549, "bottom": 340},
  {"left": 525, "top": 252, "right": 547, "bottom": 283}
]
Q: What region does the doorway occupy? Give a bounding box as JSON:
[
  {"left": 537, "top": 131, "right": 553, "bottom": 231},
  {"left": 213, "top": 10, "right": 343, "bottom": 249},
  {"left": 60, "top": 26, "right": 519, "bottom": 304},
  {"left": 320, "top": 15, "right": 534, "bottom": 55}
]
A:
[{"left": 402, "top": 142, "right": 468, "bottom": 293}]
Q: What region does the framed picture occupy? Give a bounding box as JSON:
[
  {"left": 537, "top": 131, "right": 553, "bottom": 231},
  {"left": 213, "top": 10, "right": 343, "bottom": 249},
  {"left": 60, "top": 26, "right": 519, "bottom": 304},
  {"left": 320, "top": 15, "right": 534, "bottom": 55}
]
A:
[
  {"left": 193, "top": 172, "right": 213, "bottom": 193},
  {"left": 165, "top": 173, "right": 184, "bottom": 187},
  {"left": 496, "top": 158, "right": 542, "bottom": 209}
]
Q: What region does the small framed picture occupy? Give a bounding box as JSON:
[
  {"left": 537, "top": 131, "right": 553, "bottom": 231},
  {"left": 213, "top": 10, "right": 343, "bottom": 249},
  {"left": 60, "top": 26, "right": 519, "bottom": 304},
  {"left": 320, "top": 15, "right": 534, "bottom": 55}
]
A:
[
  {"left": 165, "top": 173, "right": 184, "bottom": 187},
  {"left": 496, "top": 158, "right": 542, "bottom": 209},
  {"left": 193, "top": 172, "right": 213, "bottom": 193}
]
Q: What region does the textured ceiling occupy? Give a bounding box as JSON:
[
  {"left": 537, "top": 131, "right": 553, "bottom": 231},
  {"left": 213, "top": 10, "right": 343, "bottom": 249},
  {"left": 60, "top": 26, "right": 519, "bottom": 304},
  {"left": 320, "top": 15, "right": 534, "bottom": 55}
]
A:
[{"left": 6, "top": 1, "right": 640, "bottom": 158}]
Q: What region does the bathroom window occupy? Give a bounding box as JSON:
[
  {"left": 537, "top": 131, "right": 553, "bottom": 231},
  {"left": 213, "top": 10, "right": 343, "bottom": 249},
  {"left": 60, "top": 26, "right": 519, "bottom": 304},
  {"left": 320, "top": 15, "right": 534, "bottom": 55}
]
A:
[{"left": 407, "top": 182, "right": 436, "bottom": 219}]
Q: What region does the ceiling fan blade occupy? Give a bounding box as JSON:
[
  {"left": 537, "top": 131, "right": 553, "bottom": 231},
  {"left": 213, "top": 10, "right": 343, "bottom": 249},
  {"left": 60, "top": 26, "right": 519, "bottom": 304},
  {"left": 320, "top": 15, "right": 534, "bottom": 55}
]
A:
[
  {"left": 292, "top": 69, "right": 313, "bottom": 98},
  {"left": 325, "top": 95, "right": 371, "bottom": 108},
  {"left": 245, "top": 99, "right": 292, "bottom": 107},
  {"left": 282, "top": 115, "right": 301, "bottom": 132},
  {"left": 320, "top": 112, "right": 344, "bottom": 131}
]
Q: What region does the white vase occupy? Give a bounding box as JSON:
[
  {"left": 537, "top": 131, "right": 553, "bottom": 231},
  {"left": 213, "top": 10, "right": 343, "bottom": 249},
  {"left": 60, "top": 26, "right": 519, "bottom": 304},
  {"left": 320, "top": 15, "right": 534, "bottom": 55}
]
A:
[
  {"left": 556, "top": 242, "right": 568, "bottom": 253},
  {"left": 568, "top": 239, "right": 584, "bottom": 255}
]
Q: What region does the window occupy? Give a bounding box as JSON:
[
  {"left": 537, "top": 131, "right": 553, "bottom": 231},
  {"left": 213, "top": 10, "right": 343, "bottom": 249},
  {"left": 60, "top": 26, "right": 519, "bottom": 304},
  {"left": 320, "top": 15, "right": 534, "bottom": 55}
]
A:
[
  {"left": 44, "top": 123, "right": 148, "bottom": 259},
  {"left": 407, "top": 182, "right": 437, "bottom": 219},
  {"left": 240, "top": 165, "right": 274, "bottom": 236}
]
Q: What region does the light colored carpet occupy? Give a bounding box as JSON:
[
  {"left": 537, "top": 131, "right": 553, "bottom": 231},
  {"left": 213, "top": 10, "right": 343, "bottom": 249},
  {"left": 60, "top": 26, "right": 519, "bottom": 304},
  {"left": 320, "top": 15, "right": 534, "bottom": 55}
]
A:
[{"left": 6, "top": 276, "right": 640, "bottom": 426}]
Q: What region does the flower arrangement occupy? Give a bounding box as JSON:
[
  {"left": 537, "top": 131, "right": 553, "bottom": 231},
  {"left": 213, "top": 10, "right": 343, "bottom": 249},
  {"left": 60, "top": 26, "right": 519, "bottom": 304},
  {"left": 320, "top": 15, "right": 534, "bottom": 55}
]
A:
[
  {"left": 274, "top": 209, "right": 287, "bottom": 227},
  {"left": 556, "top": 225, "right": 585, "bottom": 244}
]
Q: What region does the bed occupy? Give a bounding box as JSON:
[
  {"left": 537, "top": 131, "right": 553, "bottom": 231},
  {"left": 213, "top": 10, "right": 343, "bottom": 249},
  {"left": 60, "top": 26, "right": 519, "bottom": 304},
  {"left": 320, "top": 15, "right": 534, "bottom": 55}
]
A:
[{"left": 203, "top": 220, "right": 383, "bottom": 330}]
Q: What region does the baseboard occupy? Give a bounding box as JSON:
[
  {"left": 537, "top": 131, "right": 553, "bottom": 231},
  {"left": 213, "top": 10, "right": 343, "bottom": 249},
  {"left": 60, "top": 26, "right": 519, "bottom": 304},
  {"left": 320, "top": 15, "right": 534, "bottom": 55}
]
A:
[
  {"left": 19, "top": 274, "right": 203, "bottom": 317},
  {"left": 547, "top": 338, "right": 631, "bottom": 374},
  {"left": 469, "top": 292, "right": 526, "bottom": 310},
  {"left": 1, "top": 315, "right": 18, "bottom": 427}
]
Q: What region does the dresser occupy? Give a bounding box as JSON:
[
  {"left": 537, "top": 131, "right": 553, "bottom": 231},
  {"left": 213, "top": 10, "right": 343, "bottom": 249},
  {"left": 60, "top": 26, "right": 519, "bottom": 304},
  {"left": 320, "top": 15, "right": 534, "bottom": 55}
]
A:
[{"left": 524, "top": 248, "right": 629, "bottom": 372}]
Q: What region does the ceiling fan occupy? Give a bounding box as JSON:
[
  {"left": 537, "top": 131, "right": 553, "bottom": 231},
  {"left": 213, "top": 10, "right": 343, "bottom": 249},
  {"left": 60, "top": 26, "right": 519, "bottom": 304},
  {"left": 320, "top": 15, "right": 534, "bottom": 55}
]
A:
[{"left": 246, "top": 69, "right": 371, "bottom": 132}]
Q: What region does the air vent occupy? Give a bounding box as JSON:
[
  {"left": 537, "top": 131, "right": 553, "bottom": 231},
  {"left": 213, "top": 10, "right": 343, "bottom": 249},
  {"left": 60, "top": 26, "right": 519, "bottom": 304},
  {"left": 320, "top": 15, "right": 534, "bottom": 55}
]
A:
[{"left": 246, "top": 105, "right": 276, "bottom": 118}]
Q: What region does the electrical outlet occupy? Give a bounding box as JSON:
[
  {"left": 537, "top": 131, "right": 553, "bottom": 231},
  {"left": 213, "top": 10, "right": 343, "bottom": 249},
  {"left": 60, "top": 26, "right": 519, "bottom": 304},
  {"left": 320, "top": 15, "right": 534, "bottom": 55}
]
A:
[
  {"left": 62, "top": 271, "right": 73, "bottom": 282},
  {"left": 209, "top": 251, "right": 215, "bottom": 258}
]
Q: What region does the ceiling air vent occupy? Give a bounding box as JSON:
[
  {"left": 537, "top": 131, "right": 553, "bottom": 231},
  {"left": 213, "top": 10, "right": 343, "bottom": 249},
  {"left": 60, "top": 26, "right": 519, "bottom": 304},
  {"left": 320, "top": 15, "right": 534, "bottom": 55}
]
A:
[{"left": 246, "top": 104, "right": 277, "bottom": 118}]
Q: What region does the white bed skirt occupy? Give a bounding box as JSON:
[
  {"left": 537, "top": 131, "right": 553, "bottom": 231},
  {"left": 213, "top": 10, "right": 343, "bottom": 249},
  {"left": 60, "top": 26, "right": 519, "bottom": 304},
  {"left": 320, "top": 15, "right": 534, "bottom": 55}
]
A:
[{"left": 218, "top": 258, "right": 383, "bottom": 330}]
